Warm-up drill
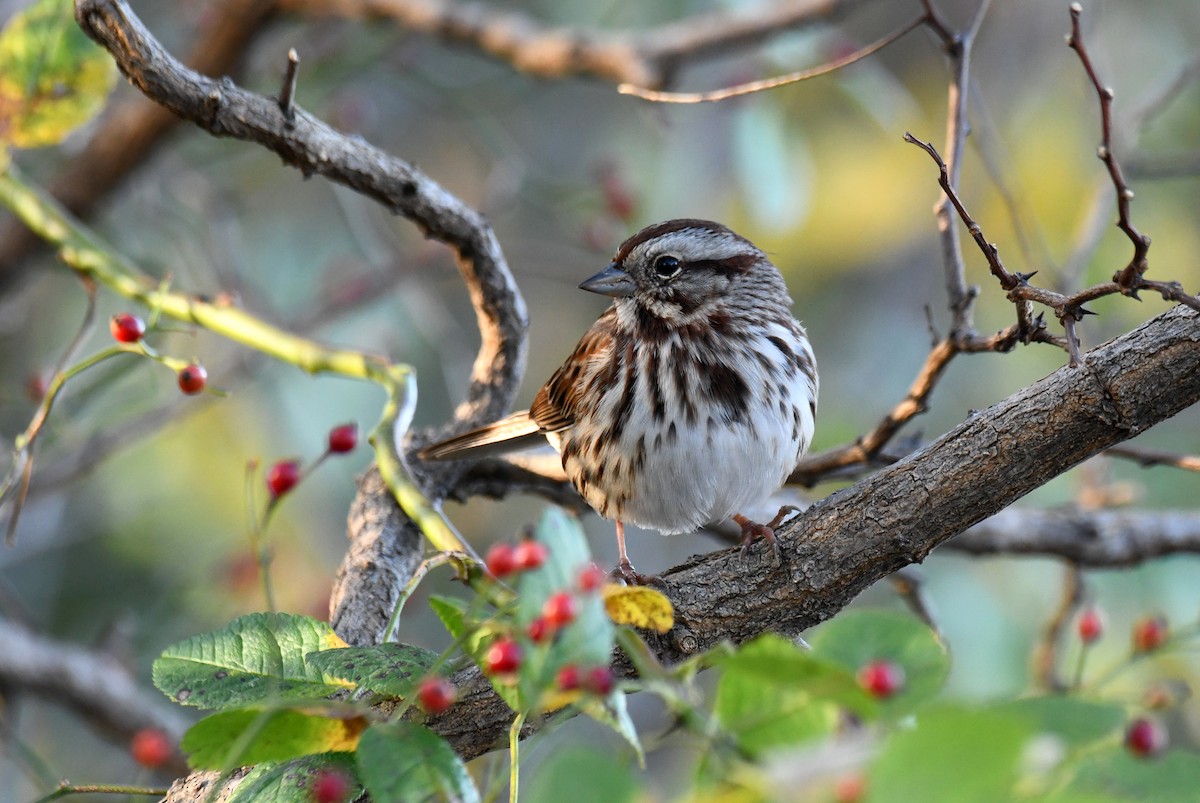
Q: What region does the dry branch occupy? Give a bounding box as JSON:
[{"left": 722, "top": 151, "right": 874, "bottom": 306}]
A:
[
  {"left": 279, "top": 0, "right": 865, "bottom": 89},
  {"left": 0, "top": 617, "right": 189, "bottom": 764}
]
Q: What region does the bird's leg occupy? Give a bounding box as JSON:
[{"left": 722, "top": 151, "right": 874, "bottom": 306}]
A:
[
  {"left": 734, "top": 505, "right": 801, "bottom": 566},
  {"left": 610, "top": 521, "right": 664, "bottom": 587},
  {"left": 612, "top": 520, "right": 640, "bottom": 584}
]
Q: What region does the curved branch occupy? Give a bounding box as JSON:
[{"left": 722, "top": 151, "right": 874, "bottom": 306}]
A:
[
  {"left": 74, "top": 0, "right": 528, "bottom": 444},
  {"left": 280, "top": 0, "right": 866, "bottom": 89}
]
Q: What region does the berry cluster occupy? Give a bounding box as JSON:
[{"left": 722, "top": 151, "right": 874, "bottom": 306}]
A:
[{"left": 263, "top": 423, "right": 359, "bottom": 503}]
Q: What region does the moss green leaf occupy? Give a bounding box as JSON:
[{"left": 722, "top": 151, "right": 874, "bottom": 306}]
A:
[
  {"left": 225, "top": 753, "right": 362, "bottom": 803},
  {"left": 183, "top": 708, "right": 367, "bottom": 770},
  {"left": 305, "top": 643, "right": 439, "bottom": 699},
  {"left": 357, "top": 720, "right": 480, "bottom": 803},
  {"left": 0, "top": 0, "right": 116, "bottom": 148},
  {"left": 152, "top": 612, "right": 353, "bottom": 710}
]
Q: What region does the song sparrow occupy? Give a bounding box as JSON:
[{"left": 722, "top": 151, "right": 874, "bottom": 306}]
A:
[{"left": 421, "top": 219, "right": 818, "bottom": 580}]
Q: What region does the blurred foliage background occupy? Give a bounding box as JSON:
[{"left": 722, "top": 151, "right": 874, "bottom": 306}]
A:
[{"left": 0, "top": 0, "right": 1198, "bottom": 797}]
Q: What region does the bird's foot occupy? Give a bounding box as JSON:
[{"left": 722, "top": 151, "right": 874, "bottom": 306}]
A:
[
  {"left": 610, "top": 559, "right": 667, "bottom": 589},
  {"left": 734, "top": 505, "right": 801, "bottom": 567}
]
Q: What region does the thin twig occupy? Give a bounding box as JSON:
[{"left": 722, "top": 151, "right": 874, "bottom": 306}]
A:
[
  {"left": 277, "top": 47, "right": 300, "bottom": 124},
  {"left": 1106, "top": 445, "right": 1200, "bottom": 474},
  {"left": 1066, "top": 3, "right": 1150, "bottom": 289},
  {"left": 618, "top": 15, "right": 925, "bottom": 103},
  {"left": 1031, "top": 564, "right": 1083, "bottom": 692}
]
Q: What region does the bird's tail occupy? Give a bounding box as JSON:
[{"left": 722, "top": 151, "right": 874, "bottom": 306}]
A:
[{"left": 419, "top": 411, "right": 546, "bottom": 460}]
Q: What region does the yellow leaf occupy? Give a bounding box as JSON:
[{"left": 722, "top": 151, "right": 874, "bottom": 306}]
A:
[{"left": 602, "top": 585, "right": 674, "bottom": 633}]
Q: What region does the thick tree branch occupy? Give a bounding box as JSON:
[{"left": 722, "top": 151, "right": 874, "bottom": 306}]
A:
[
  {"left": 73, "top": 0, "right": 529, "bottom": 648},
  {"left": 945, "top": 506, "right": 1200, "bottom": 566},
  {"left": 402, "top": 304, "right": 1200, "bottom": 759}
]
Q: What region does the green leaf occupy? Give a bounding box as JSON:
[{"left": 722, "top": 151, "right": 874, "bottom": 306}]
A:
[
  {"left": 305, "top": 643, "right": 439, "bottom": 699},
  {"left": 713, "top": 633, "right": 874, "bottom": 755},
  {"left": 183, "top": 708, "right": 366, "bottom": 770},
  {"left": 999, "top": 696, "right": 1125, "bottom": 747},
  {"left": 429, "top": 594, "right": 469, "bottom": 641},
  {"left": 357, "top": 720, "right": 480, "bottom": 803},
  {"left": 870, "top": 703, "right": 1030, "bottom": 802},
  {"left": 0, "top": 0, "right": 116, "bottom": 148},
  {"left": 527, "top": 748, "right": 638, "bottom": 803},
  {"left": 152, "top": 613, "right": 353, "bottom": 710},
  {"left": 225, "top": 753, "right": 362, "bottom": 803},
  {"left": 1068, "top": 745, "right": 1200, "bottom": 801},
  {"left": 807, "top": 609, "right": 949, "bottom": 714}
]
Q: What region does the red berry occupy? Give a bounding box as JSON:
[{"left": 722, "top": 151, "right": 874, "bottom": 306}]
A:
[
  {"left": 857, "top": 659, "right": 905, "bottom": 699},
  {"left": 485, "top": 542, "right": 518, "bottom": 579},
  {"left": 311, "top": 767, "right": 352, "bottom": 803},
  {"left": 513, "top": 539, "right": 548, "bottom": 570},
  {"left": 527, "top": 616, "right": 551, "bottom": 643},
  {"left": 266, "top": 459, "right": 301, "bottom": 499},
  {"left": 1125, "top": 717, "right": 1167, "bottom": 758},
  {"left": 834, "top": 774, "right": 867, "bottom": 803},
  {"left": 1132, "top": 615, "right": 1168, "bottom": 653},
  {"left": 416, "top": 676, "right": 457, "bottom": 714},
  {"left": 557, "top": 664, "right": 582, "bottom": 691},
  {"left": 577, "top": 563, "right": 606, "bottom": 592},
  {"left": 542, "top": 591, "right": 577, "bottom": 628},
  {"left": 583, "top": 665, "right": 615, "bottom": 696},
  {"left": 1077, "top": 607, "right": 1104, "bottom": 644},
  {"left": 110, "top": 313, "right": 146, "bottom": 343},
  {"left": 25, "top": 372, "right": 48, "bottom": 403},
  {"left": 177, "top": 363, "right": 207, "bottom": 395},
  {"left": 327, "top": 423, "right": 358, "bottom": 454},
  {"left": 484, "top": 637, "right": 522, "bottom": 674},
  {"left": 130, "top": 727, "right": 172, "bottom": 768}
]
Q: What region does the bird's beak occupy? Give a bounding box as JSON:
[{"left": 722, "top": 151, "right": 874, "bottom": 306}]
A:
[{"left": 579, "top": 262, "right": 636, "bottom": 298}]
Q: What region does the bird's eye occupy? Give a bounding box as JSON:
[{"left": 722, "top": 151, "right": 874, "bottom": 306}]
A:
[{"left": 653, "top": 255, "right": 682, "bottom": 280}]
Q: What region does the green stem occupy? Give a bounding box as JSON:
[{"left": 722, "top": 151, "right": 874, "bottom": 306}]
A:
[
  {"left": 508, "top": 713, "right": 525, "bottom": 803},
  {"left": 31, "top": 783, "right": 167, "bottom": 802},
  {"left": 0, "top": 164, "right": 386, "bottom": 381}
]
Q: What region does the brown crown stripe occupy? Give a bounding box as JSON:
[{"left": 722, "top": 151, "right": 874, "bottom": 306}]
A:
[{"left": 612, "top": 218, "right": 750, "bottom": 264}]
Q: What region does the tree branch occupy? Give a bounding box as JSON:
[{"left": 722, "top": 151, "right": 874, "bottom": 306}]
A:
[
  {"left": 0, "top": 617, "right": 189, "bottom": 768},
  {"left": 279, "top": 0, "right": 866, "bottom": 90}
]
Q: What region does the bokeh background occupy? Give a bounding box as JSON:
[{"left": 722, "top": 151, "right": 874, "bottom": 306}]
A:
[{"left": 1, "top": 0, "right": 1199, "bottom": 797}]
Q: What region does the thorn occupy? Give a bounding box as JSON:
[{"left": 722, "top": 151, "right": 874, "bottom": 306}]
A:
[
  {"left": 278, "top": 48, "right": 301, "bottom": 125},
  {"left": 1015, "top": 270, "right": 1038, "bottom": 284},
  {"left": 1077, "top": 306, "right": 1098, "bottom": 317}
]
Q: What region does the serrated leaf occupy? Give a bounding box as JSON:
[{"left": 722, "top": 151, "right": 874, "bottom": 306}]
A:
[
  {"left": 182, "top": 708, "right": 367, "bottom": 770},
  {"left": 357, "top": 721, "right": 480, "bottom": 803},
  {"left": 152, "top": 613, "right": 353, "bottom": 710},
  {"left": 429, "top": 594, "right": 469, "bottom": 641},
  {"left": 602, "top": 585, "right": 674, "bottom": 632},
  {"left": 305, "top": 643, "right": 439, "bottom": 699},
  {"left": 225, "top": 753, "right": 362, "bottom": 803},
  {"left": 807, "top": 609, "right": 948, "bottom": 714},
  {"left": 713, "top": 633, "right": 874, "bottom": 755},
  {"left": 0, "top": 0, "right": 116, "bottom": 148}
]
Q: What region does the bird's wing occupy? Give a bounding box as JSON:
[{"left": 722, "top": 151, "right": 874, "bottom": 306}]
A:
[
  {"left": 529, "top": 307, "right": 619, "bottom": 434},
  {"left": 419, "top": 412, "right": 546, "bottom": 460}
]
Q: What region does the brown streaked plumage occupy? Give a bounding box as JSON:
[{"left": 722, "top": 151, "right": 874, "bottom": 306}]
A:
[{"left": 421, "top": 219, "right": 818, "bottom": 580}]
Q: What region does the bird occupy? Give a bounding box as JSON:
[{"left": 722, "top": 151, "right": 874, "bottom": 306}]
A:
[{"left": 421, "top": 219, "right": 818, "bottom": 581}]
